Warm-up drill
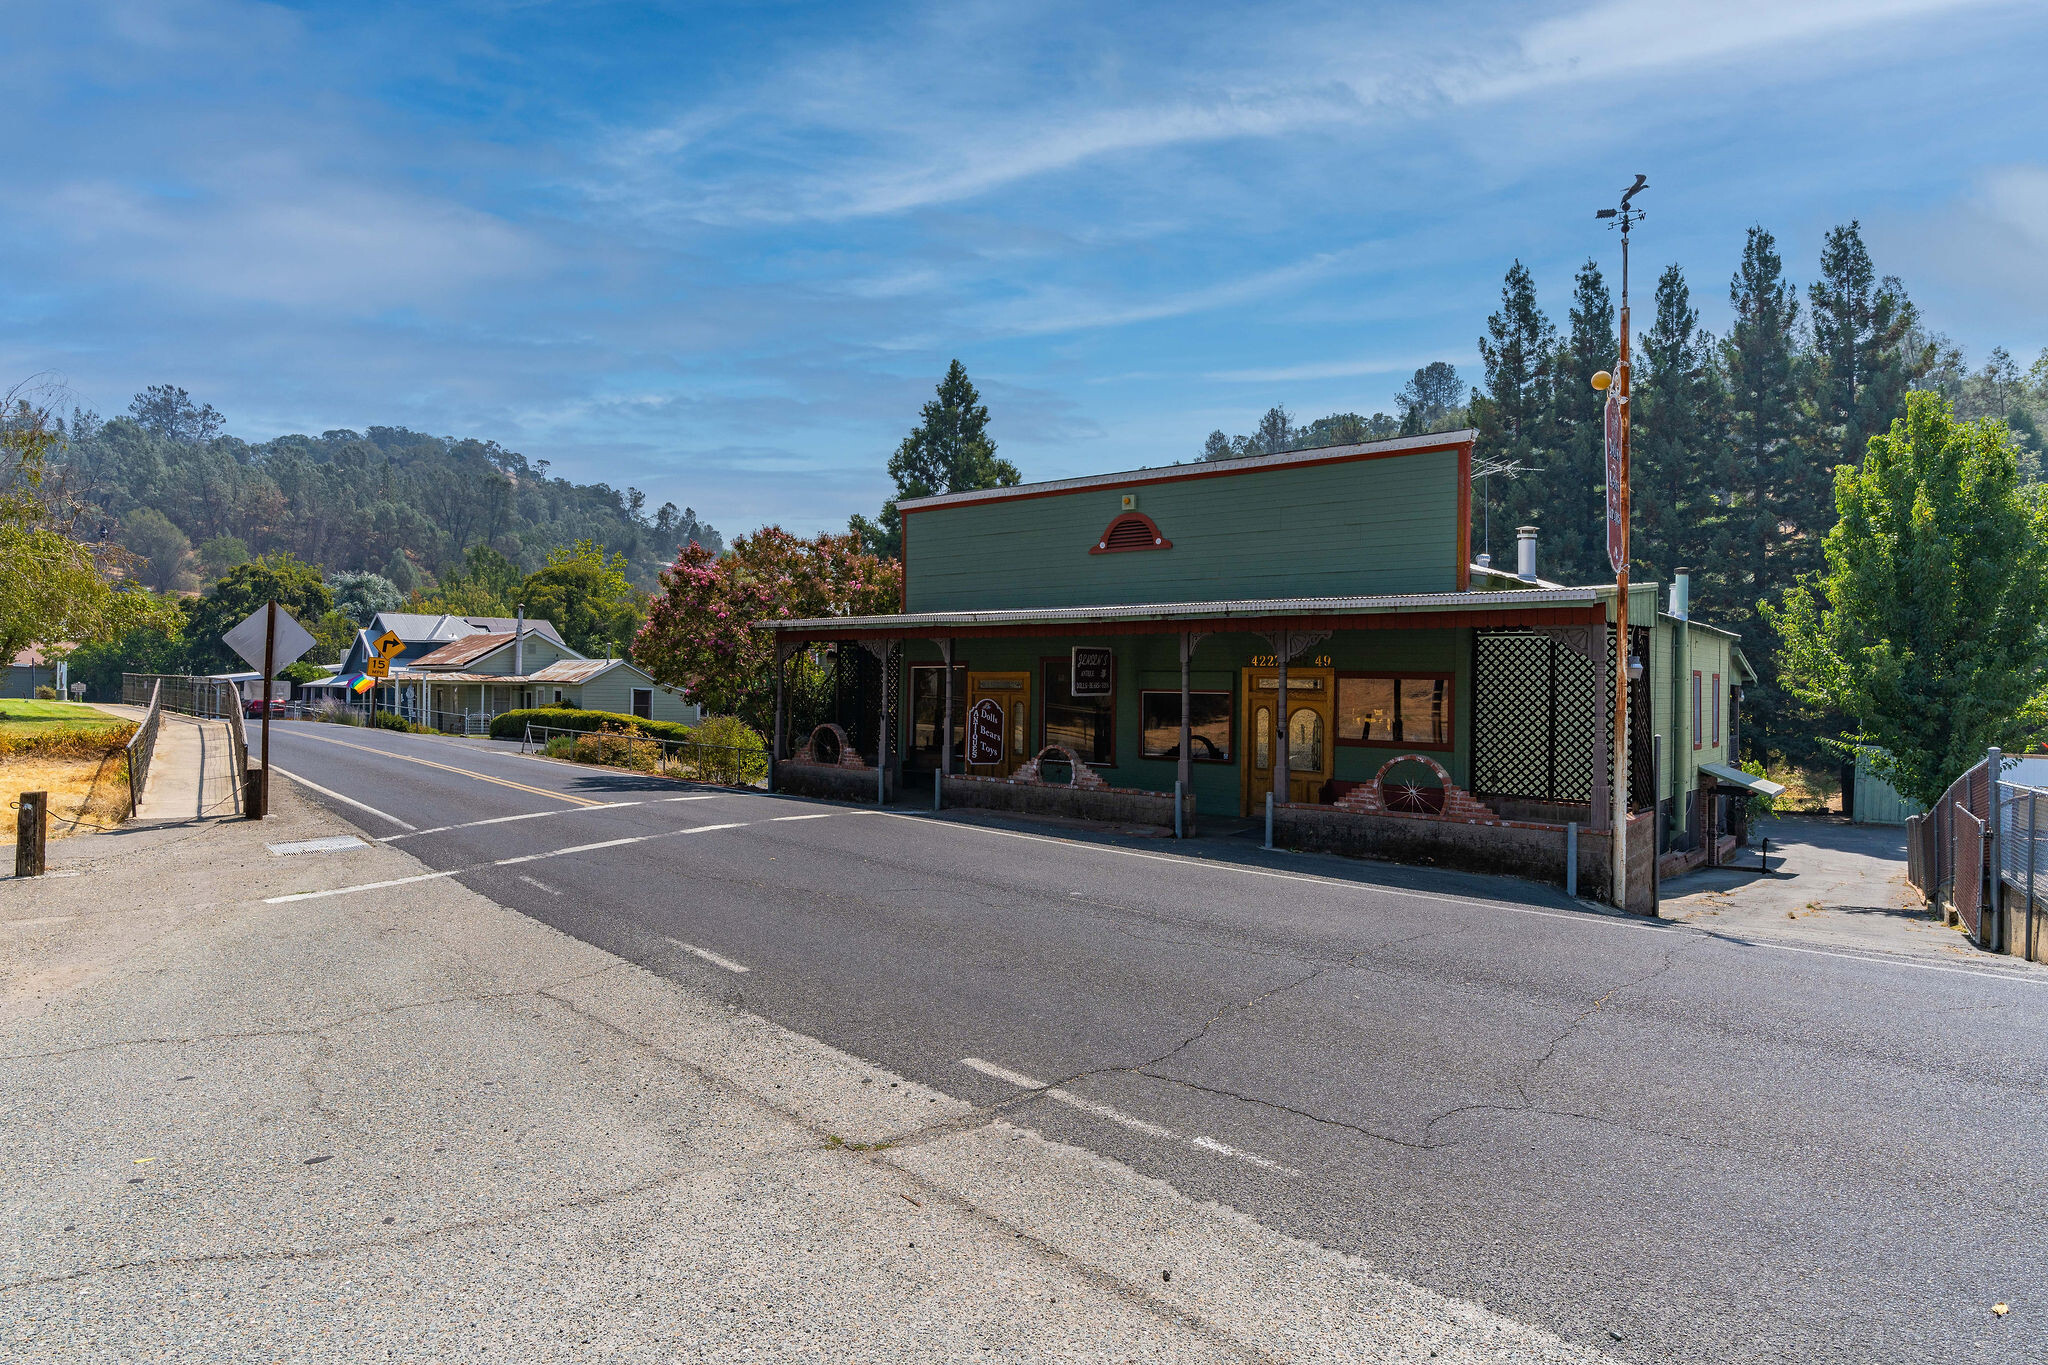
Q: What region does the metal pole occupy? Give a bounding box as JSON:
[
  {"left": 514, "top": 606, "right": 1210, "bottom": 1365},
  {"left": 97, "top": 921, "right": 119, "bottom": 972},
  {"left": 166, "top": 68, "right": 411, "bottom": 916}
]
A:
[
  {"left": 1611, "top": 216, "right": 1633, "bottom": 910},
  {"left": 1987, "top": 748, "right": 2002, "bottom": 952},
  {"left": 1265, "top": 791, "right": 1274, "bottom": 851},
  {"left": 2027, "top": 791, "right": 2038, "bottom": 963},
  {"left": 1566, "top": 821, "right": 1578, "bottom": 898},
  {"left": 257, "top": 599, "right": 276, "bottom": 819},
  {"left": 1174, "top": 780, "right": 1184, "bottom": 840}
]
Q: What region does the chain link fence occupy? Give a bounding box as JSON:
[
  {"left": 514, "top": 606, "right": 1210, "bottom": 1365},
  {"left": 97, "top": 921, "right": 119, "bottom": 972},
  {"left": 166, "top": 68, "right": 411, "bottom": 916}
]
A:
[
  {"left": 1997, "top": 780, "right": 2047, "bottom": 963},
  {"left": 1906, "top": 755, "right": 2048, "bottom": 959}
]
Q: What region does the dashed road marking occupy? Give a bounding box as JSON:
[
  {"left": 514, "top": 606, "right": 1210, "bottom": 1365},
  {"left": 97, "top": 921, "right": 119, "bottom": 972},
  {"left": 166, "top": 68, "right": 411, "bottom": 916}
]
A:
[
  {"left": 267, "top": 836, "right": 368, "bottom": 856},
  {"left": 770, "top": 814, "right": 836, "bottom": 822},
  {"left": 517, "top": 875, "right": 562, "bottom": 896},
  {"left": 959, "top": 1057, "right": 1300, "bottom": 1176},
  {"left": 265, "top": 822, "right": 752, "bottom": 903},
  {"left": 665, "top": 937, "right": 750, "bottom": 973}
]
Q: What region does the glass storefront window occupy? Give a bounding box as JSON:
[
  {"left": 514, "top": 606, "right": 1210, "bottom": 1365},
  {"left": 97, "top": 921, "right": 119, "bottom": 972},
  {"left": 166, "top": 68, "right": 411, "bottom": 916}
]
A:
[
  {"left": 907, "top": 665, "right": 966, "bottom": 766},
  {"left": 1337, "top": 674, "right": 1452, "bottom": 749},
  {"left": 1139, "top": 691, "right": 1232, "bottom": 762},
  {"left": 1043, "top": 656, "right": 1114, "bottom": 764}
]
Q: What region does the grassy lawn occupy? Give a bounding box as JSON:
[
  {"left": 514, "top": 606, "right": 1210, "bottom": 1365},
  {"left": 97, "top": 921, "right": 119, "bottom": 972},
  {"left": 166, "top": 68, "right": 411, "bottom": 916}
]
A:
[{"left": 0, "top": 699, "right": 130, "bottom": 742}]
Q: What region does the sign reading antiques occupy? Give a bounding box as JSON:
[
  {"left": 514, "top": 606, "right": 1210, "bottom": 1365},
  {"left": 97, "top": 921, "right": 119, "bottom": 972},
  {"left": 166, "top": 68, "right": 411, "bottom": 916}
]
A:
[
  {"left": 1071, "top": 646, "right": 1113, "bottom": 698},
  {"left": 966, "top": 697, "right": 1006, "bottom": 765}
]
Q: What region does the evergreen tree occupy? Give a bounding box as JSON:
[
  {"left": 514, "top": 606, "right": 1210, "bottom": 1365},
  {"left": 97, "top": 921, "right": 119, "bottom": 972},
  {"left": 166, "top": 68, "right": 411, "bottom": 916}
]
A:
[
  {"left": 1720, "top": 226, "right": 1812, "bottom": 762},
  {"left": 1631, "top": 263, "right": 1727, "bottom": 586},
  {"left": 1540, "top": 259, "right": 1617, "bottom": 586},
  {"left": 850, "top": 360, "right": 1018, "bottom": 559},
  {"left": 1470, "top": 261, "right": 1557, "bottom": 566},
  {"left": 1808, "top": 223, "right": 1927, "bottom": 474}
]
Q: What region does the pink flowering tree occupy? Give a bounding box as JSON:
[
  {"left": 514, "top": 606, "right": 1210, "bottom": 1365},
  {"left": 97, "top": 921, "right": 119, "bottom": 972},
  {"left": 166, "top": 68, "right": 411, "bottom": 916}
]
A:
[{"left": 635, "top": 527, "right": 901, "bottom": 734}]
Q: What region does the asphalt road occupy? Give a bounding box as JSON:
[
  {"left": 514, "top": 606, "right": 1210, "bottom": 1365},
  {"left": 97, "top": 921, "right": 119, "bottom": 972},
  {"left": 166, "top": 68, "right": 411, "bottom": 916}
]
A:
[{"left": 262, "top": 721, "right": 2048, "bottom": 1364}]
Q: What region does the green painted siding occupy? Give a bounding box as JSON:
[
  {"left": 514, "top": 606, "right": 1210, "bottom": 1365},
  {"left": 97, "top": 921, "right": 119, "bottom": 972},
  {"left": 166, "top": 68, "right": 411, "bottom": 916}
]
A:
[
  {"left": 904, "top": 449, "right": 1463, "bottom": 611},
  {"left": 567, "top": 667, "right": 698, "bottom": 724},
  {"left": 898, "top": 626, "right": 1472, "bottom": 818},
  {"left": 471, "top": 636, "right": 577, "bottom": 675}
]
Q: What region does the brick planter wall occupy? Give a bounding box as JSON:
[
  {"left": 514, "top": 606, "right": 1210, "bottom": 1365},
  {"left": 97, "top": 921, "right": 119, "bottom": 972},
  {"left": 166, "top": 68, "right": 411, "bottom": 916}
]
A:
[
  {"left": 775, "top": 760, "right": 882, "bottom": 804},
  {"left": 941, "top": 773, "right": 1195, "bottom": 830}
]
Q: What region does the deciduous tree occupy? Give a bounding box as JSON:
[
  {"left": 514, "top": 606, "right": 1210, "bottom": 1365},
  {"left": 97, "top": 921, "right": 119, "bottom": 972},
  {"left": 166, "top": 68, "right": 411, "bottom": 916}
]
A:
[{"left": 1768, "top": 393, "right": 2048, "bottom": 803}]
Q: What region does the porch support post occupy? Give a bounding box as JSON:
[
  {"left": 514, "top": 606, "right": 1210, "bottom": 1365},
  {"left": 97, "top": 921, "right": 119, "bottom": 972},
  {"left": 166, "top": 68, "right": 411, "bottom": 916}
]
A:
[
  {"left": 1177, "top": 632, "right": 1194, "bottom": 822},
  {"left": 940, "top": 638, "right": 955, "bottom": 779},
  {"left": 1275, "top": 641, "right": 1289, "bottom": 808},
  {"left": 1590, "top": 654, "right": 1610, "bottom": 832},
  {"left": 771, "top": 634, "right": 788, "bottom": 792}
]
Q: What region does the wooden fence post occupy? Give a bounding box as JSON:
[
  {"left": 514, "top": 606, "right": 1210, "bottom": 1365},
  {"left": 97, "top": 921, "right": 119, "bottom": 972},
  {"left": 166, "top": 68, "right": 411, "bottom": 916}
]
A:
[{"left": 15, "top": 791, "right": 48, "bottom": 878}]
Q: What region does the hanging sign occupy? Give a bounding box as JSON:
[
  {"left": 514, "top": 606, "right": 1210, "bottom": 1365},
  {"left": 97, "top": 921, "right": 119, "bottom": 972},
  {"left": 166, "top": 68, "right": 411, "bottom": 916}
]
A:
[
  {"left": 1071, "top": 646, "right": 1113, "bottom": 698},
  {"left": 966, "top": 697, "right": 1006, "bottom": 765},
  {"left": 1603, "top": 389, "right": 1625, "bottom": 575}
]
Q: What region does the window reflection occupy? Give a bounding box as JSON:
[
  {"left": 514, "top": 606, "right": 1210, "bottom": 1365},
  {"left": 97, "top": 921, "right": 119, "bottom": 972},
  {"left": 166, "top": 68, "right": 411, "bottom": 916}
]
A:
[
  {"left": 1254, "top": 705, "right": 1271, "bottom": 769},
  {"left": 1288, "top": 707, "right": 1323, "bottom": 771}
]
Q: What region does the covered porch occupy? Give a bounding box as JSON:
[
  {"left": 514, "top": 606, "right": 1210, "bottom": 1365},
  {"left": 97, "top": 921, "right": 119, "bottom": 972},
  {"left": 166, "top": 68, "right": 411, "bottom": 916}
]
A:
[{"left": 760, "top": 588, "right": 1660, "bottom": 911}]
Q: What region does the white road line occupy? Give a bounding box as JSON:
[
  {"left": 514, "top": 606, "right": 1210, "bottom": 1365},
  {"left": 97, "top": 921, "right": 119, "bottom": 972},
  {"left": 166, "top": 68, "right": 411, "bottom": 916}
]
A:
[
  {"left": 770, "top": 814, "right": 836, "bottom": 822},
  {"left": 517, "top": 875, "right": 562, "bottom": 896},
  {"left": 887, "top": 812, "right": 2048, "bottom": 990},
  {"left": 383, "top": 800, "right": 651, "bottom": 842},
  {"left": 271, "top": 765, "right": 416, "bottom": 831},
  {"left": 665, "top": 937, "right": 750, "bottom": 973},
  {"left": 262, "top": 822, "right": 755, "bottom": 904},
  {"left": 267, "top": 869, "right": 460, "bottom": 903},
  {"left": 958, "top": 1057, "right": 1300, "bottom": 1176}
]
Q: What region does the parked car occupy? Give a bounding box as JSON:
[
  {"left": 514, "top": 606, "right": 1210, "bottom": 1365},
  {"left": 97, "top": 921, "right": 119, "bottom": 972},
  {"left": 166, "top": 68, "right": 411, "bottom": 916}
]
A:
[{"left": 244, "top": 697, "right": 289, "bottom": 719}]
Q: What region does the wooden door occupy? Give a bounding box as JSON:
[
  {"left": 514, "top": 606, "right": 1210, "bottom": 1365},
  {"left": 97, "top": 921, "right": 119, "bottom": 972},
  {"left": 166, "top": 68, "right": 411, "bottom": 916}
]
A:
[
  {"left": 965, "top": 671, "right": 1031, "bottom": 777},
  {"left": 1240, "top": 667, "right": 1334, "bottom": 812}
]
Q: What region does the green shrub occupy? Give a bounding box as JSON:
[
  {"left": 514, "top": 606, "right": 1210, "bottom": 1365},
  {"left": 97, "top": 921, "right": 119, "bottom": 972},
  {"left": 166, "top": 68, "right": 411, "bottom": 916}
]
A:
[
  {"left": 34, "top": 685, "right": 57, "bottom": 700},
  {"left": 489, "top": 706, "right": 694, "bottom": 743},
  {"left": 549, "top": 724, "right": 660, "bottom": 772},
  {"left": 370, "top": 710, "right": 433, "bottom": 734}
]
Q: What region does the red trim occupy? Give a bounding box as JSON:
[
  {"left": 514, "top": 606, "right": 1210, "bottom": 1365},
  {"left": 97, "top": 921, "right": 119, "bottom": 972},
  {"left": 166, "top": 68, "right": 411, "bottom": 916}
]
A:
[
  {"left": 1456, "top": 441, "right": 1472, "bottom": 591},
  {"left": 1334, "top": 671, "right": 1456, "bottom": 752},
  {"left": 1090, "top": 511, "right": 1172, "bottom": 554},
  {"left": 776, "top": 604, "right": 1602, "bottom": 643},
  {"left": 1692, "top": 670, "right": 1704, "bottom": 750},
  {"left": 907, "top": 440, "right": 1466, "bottom": 513},
  {"left": 1712, "top": 672, "right": 1721, "bottom": 746}
]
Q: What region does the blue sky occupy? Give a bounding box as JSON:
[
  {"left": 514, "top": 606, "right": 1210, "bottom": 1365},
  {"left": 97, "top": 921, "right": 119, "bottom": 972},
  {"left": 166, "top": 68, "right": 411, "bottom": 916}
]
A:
[{"left": 9, "top": 0, "right": 2047, "bottom": 538}]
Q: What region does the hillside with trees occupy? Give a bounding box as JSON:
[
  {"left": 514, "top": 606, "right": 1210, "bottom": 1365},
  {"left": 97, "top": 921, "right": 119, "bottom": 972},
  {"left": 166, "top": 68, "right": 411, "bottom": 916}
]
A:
[{"left": 57, "top": 386, "right": 723, "bottom": 593}]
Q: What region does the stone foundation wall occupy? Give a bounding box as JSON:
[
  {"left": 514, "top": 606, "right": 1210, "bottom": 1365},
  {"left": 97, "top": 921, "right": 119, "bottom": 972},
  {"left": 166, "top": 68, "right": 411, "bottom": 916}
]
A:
[
  {"left": 1274, "top": 805, "right": 1656, "bottom": 914},
  {"left": 775, "top": 760, "right": 883, "bottom": 804},
  {"left": 941, "top": 774, "right": 1194, "bottom": 830}
]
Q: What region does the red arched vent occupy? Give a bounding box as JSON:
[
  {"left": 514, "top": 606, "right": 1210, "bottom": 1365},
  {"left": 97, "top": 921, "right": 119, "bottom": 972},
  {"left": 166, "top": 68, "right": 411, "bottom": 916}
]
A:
[{"left": 1091, "top": 511, "right": 1172, "bottom": 554}]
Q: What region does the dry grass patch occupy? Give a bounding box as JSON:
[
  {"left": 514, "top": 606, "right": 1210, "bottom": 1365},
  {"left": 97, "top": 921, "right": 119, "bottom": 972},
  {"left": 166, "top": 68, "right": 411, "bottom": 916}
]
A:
[{"left": 1, "top": 746, "right": 133, "bottom": 837}]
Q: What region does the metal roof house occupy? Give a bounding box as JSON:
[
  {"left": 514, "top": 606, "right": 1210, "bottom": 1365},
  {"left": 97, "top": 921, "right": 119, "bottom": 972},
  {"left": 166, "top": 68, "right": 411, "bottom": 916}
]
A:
[
  {"left": 304, "top": 614, "right": 697, "bottom": 733},
  {"left": 760, "top": 430, "right": 1757, "bottom": 913}
]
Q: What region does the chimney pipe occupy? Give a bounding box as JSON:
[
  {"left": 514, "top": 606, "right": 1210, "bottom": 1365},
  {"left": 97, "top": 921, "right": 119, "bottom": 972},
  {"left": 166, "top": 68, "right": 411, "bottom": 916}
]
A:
[
  {"left": 514, "top": 604, "right": 525, "bottom": 677},
  {"left": 1515, "top": 525, "right": 1538, "bottom": 582},
  {"left": 1670, "top": 569, "right": 1690, "bottom": 621},
  {"left": 1475, "top": 552, "right": 1492, "bottom": 571}
]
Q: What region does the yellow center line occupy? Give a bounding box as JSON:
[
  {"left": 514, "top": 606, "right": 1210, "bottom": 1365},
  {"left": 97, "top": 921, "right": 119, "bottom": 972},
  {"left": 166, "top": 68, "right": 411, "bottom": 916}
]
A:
[{"left": 279, "top": 729, "right": 606, "bottom": 807}]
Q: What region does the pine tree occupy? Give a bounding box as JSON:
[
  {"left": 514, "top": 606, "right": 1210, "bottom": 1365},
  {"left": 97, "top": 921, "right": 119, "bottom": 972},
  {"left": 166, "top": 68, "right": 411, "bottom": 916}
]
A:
[
  {"left": 1540, "top": 259, "right": 1616, "bottom": 586},
  {"left": 1471, "top": 261, "right": 1557, "bottom": 566},
  {"left": 1631, "top": 263, "right": 1727, "bottom": 586},
  {"left": 1721, "top": 226, "right": 1812, "bottom": 762},
  {"left": 1808, "top": 222, "right": 1927, "bottom": 474},
  {"left": 850, "top": 360, "right": 1018, "bottom": 559}
]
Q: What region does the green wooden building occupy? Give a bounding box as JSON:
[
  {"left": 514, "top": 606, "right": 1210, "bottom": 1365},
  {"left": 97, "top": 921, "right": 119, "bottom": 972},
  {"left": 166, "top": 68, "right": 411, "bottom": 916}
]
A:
[{"left": 763, "top": 431, "right": 1760, "bottom": 910}]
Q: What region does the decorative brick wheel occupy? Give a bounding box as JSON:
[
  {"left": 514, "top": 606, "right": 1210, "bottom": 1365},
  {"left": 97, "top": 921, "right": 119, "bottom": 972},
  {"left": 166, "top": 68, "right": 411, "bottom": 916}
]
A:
[{"left": 1376, "top": 754, "right": 1450, "bottom": 815}]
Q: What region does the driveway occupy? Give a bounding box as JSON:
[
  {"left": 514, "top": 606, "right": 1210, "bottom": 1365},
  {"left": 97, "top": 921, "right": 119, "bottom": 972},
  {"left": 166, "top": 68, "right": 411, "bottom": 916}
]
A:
[{"left": 1658, "top": 815, "right": 1990, "bottom": 963}]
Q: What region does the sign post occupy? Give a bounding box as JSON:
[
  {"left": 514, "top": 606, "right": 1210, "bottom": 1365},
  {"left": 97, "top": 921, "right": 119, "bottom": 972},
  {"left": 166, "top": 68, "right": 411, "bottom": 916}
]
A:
[
  {"left": 222, "top": 601, "right": 317, "bottom": 820},
  {"left": 1594, "top": 175, "right": 1647, "bottom": 911}
]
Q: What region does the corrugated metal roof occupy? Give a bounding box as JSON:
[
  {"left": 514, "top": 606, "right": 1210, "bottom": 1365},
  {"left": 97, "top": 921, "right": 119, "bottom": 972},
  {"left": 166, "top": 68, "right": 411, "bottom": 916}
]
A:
[
  {"left": 412, "top": 632, "right": 519, "bottom": 667},
  {"left": 759, "top": 586, "right": 1599, "bottom": 633},
  {"left": 364, "top": 612, "right": 566, "bottom": 646},
  {"left": 895, "top": 429, "right": 1478, "bottom": 512},
  {"left": 528, "top": 658, "right": 632, "bottom": 683}
]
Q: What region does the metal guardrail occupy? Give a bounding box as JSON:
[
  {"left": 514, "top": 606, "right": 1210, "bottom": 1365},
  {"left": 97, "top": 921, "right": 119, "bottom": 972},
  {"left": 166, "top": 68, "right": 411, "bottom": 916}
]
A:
[
  {"left": 122, "top": 679, "right": 163, "bottom": 816},
  {"left": 521, "top": 723, "right": 767, "bottom": 787}
]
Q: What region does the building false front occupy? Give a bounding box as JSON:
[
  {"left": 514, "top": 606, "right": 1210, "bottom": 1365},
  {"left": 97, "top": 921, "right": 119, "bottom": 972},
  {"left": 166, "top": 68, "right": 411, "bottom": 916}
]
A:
[{"left": 758, "top": 431, "right": 1755, "bottom": 913}]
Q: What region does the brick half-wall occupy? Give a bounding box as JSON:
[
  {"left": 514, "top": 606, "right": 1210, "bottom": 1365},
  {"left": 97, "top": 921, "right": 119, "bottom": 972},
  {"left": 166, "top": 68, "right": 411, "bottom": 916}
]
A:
[
  {"left": 1274, "top": 806, "right": 1657, "bottom": 914},
  {"left": 942, "top": 774, "right": 1196, "bottom": 830}
]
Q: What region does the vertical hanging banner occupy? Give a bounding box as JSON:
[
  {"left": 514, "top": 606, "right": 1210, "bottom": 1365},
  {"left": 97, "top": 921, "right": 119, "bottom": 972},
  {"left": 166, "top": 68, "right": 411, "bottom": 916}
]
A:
[{"left": 1603, "top": 389, "right": 1625, "bottom": 575}]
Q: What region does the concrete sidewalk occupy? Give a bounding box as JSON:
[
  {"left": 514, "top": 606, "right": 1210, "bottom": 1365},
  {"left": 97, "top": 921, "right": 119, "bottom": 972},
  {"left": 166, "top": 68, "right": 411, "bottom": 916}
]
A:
[
  {"left": 1, "top": 783, "right": 1610, "bottom": 1363},
  {"left": 99, "top": 707, "right": 242, "bottom": 825},
  {"left": 1658, "top": 815, "right": 1988, "bottom": 963}
]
